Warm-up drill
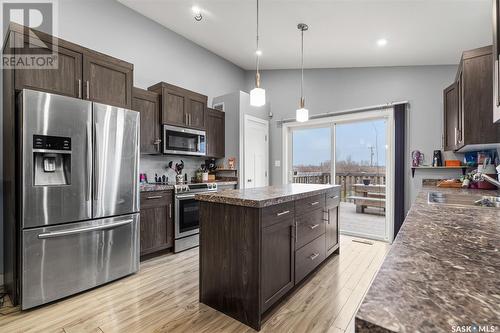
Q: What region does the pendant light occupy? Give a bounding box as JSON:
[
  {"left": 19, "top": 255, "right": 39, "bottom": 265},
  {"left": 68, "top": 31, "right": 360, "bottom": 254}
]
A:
[
  {"left": 250, "top": 0, "right": 266, "bottom": 107},
  {"left": 296, "top": 23, "right": 309, "bottom": 122}
]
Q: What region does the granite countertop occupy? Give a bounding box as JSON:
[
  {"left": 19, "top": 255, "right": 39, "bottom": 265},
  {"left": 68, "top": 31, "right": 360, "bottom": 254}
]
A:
[
  {"left": 140, "top": 180, "right": 238, "bottom": 192},
  {"left": 195, "top": 183, "right": 338, "bottom": 208},
  {"left": 355, "top": 186, "right": 500, "bottom": 333}
]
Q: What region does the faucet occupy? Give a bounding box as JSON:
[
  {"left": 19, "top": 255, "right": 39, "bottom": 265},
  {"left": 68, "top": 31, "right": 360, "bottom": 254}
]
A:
[{"left": 473, "top": 172, "right": 500, "bottom": 188}]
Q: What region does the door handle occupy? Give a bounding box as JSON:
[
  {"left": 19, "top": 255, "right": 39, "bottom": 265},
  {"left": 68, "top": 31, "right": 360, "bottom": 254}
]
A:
[
  {"left": 276, "top": 210, "right": 290, "bottom": 216},
  {"left": 94, "top": 122, "right": 100, "bottom": 202},
  {"left": 146, "top": 195, "right": 163, "bottom": 200},
  {"left": 85, "top": 123, "right": 92, "bottom": 204},
  {"left": 86, "top": 80, "right": 90, "bottom": 99},
  {"left": 247, "top": 179, "right": 252, "bottom": 182},
  {"left": 38, "top": 219, "right": 133, "bottom": 239},
  {"left": 310, "top": 201, "right": 319, "bottom": 206},
  {"left": 309, "top": 224, "right": 320, "bottom": 230},
  {"left": 294, "top": 222, "right": 298, "bottom": 242},
  {"left": 153, "top": 138, "right": 161, "bottom": 152},
  {"left": 309, "top": 253, "right": 320, "bottom": 260},
  {"left": 78, "top": 79, "right": 82, "bottom": 98}
]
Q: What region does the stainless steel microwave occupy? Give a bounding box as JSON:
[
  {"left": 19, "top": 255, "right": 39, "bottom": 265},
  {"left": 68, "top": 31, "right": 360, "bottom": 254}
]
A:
[{"left": 163, "top": 125, "right": 206, "bottom": 156}]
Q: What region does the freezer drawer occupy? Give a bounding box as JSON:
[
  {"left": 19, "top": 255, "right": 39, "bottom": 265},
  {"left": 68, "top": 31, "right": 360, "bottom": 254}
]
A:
[{"left": 21, "top": 214, "right": 139, "bottom": 309}]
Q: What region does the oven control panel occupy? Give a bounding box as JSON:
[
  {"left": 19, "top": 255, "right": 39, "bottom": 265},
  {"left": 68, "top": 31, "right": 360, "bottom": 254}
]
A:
[{"left": 174, "top": 183, "right": 217, "bottom": 194}]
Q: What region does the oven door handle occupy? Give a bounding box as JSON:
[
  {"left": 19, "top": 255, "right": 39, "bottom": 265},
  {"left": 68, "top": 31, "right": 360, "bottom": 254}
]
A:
[{"left": 176, "top": 194, "right": 196, "bottom": 199}]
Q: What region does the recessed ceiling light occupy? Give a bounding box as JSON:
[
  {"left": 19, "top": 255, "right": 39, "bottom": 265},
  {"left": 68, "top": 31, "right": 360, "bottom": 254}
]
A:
[
  {"left": 255, "top": 49, "right": 262, "bottom": 56},
  {"left": 377, "top": 38, "right": 387, "bottom": 47},
  {"left": 192, "top": 6, "right": 202, "bottom": 21}
]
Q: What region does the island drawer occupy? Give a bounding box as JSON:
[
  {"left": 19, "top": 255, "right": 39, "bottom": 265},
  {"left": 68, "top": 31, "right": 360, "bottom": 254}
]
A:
[
  {"left": 295, "top": 208, "right": 326, "bottom": 249},
  {"left": 140, "top": 191, "right": 172, "bottom": 209},
  {"left": 262, "top": 201, "right": 295, "bottom": 228},
  {"left": 295, "top": 234, "right": 326, "bottom": 283},
  {"left": 326, "top": 189, "right": 340, "bottom": 208},
  {"left": 295, "top": 194, "right": 325, "bottom": 216}
]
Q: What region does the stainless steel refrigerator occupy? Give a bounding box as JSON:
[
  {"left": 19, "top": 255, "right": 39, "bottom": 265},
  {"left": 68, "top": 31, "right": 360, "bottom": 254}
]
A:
[{"left": 19, "top": 89, "right": 140, "bottom": 309}]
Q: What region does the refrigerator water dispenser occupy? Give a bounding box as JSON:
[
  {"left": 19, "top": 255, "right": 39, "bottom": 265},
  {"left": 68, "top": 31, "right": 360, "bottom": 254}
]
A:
[{"left": 32, "top": 135, "right": 72, "bottom": 186}]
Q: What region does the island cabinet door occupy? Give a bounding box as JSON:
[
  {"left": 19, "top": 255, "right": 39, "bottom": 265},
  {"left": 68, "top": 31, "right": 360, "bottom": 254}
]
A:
[
  {"left": 261, "top": 217, "right": 295, "bottom": 313},
  {"left": 325, "top": 206, "right": 339, "bottom": 256}
]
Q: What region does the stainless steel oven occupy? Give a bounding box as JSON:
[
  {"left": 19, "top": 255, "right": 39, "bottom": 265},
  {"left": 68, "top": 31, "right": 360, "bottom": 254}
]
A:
[
  {"left": 174, "top": 183, "right": 217, "bottom": 252},
  {"left": 163, "top": 125, "right": 206, "bottom": 156}
]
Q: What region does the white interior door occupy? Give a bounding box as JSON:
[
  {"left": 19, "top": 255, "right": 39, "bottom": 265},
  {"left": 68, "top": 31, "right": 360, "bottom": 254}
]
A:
[{"left": 244, "top": 115, "right": 269, "bottom": 188}]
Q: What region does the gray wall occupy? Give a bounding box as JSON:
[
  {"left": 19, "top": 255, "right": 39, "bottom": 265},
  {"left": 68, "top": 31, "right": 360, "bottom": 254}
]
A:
[
  {"left": 244, "top": 65, "right": 460, "bottom": 205},
  {"left": 0, "top": 0, "right": 246, "bottom": 276}
]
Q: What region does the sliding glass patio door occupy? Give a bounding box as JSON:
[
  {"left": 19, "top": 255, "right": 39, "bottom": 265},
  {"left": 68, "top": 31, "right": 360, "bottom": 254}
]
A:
[
  {"left": 334, "top": 118, "right": 388, "bottom": 241},
  {"left": 284, "top": 110, "right": 394, "bottom": 242},
  {"left": 289, "top": 126, "right": 333, "bottom": 184}
]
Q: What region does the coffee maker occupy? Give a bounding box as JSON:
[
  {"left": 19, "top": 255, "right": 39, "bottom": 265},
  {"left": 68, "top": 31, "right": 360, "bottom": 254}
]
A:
[{"left": 432, "top": 150, "right": 443, "bottom": 167}]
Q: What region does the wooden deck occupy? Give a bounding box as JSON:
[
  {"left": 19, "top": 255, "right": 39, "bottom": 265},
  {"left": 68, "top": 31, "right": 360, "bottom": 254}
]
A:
[
  {"left": 339, "top": 202, "right": 387, "bottom": 241},
  {"left": 0, "top": 236, "right": 390, "bottom": 333}
]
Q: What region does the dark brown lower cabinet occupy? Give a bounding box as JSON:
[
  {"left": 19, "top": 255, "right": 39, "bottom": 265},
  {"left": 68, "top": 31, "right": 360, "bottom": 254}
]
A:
[
  {"left": 325, "top": 190, "right": 341, "bottom": 257},
  {"left": 261, "top": 218, "right": 295, "bottom": 313},
  {"left": 140, "top": 191, "right": 173, "bottom": 257},
  {"left": 199, "top": 186, "right": 340, "bottom": 331}
]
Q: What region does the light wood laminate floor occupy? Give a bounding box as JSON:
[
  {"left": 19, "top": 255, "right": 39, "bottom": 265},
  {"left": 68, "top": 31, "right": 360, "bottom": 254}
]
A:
[{"left": 0, "top": 235, "right": 390, "bottom": 333}]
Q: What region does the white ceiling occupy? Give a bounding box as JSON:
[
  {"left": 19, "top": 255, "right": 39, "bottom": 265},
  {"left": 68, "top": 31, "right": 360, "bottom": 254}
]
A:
[{"left": 118, "top": 0, "right": 492, "bottom": 70}]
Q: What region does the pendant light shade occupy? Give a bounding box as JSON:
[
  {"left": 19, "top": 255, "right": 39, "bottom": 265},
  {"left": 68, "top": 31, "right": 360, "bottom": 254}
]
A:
[
  {"left": 250, "top": 0, "right": 266, "bottom": 107},
  {"left": 296, "top": 98, "right": 309, "bottom": 122},
  {"left": 296, "top": 23, "right": 309, "bottom": 122},
  {"left": 250, "top": 87, "right": 266, "bottom": 107}
]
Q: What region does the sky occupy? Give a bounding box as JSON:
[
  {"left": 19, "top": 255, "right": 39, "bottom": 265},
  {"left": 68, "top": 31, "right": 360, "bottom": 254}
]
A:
[{"left": 292, "top": 119, "right": 387, "bottom": 166}]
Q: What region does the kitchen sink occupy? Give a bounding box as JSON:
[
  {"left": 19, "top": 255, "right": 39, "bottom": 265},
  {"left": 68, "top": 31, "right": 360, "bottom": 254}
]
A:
[{"left": 428, "top": 192, "right": 500, "bottom": 208}]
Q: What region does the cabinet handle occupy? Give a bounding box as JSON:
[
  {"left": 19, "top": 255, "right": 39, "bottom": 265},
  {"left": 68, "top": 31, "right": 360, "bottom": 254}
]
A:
[
  {"left": 309, "top": 253, "right": 320, "bottom": 260},
  {"left": 294, "top": 222, "right": 298, "bottom": 242},
  {"left": 169, "top": 203, "right": 172, "bottom": 219},
  {"left": 153, "top": 138, "right": 161, "bottom": 152},
  {"left": 86, "top": 80, "right": 90, "bottom": 99},
  {"left": 276, "top": 210, "right": 290, "bottom": 216},
  {"left": 329, "top": 195, "right": 339, "bottom": 200},
  {"left": 309, "top": 224, "right": 319, "bottom": 230},
  {"left": 78, "top": 79, "right": 82, "bottom": 98},
  {"left": 327, "top": 210, "right": 330, "bottom": 224},
  {"left": 454, "top": 127, "right": 458, "bottom": 145},
  {"left": 185, "top": 114, "right": 188, "bottom": 125},
  {"left": 146, "top": 195, "right": 162, "bottom": 199},
  {"left": 310, "top": 201, "right": 319, "bottom": 206}
]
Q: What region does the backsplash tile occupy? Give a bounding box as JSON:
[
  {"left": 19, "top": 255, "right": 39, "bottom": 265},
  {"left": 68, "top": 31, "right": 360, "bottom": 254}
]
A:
[{"left": 140, "top": 155, "right": 209, "bottom": 183}]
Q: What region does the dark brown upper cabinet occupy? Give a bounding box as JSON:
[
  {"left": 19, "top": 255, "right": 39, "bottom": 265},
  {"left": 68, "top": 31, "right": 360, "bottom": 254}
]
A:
[
  {"left": 443, "top": 46, "right": 500, "bottom": 151},
  {"left": 11, "top": 31, "right": 82, "bottom": 98},
  {"left": 6, "top": 23, "right": 133, "bottom": 109},
  {"left": 132, "top": 88, "right": 161, "bottom": 154},
  {"left": 148, "top": 82, "right": 207, "bottom": 130},
  {"left": 206, "top": 108, "right": 225, "bottom": 158},
  {"left": 443, "top": 82, "right": 459, "bottom": 151},
  {"left": 83, "top": 52, "right": 133, "bottom": 108}
]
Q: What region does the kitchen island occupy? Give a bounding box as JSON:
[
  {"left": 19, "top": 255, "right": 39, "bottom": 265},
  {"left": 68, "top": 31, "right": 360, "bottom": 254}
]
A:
[
  {"left": 355, "top": 187, "right": 500, "bottom": 332},
  {"left": 196, "top": 184, "right": 341, "bottom": 330}
]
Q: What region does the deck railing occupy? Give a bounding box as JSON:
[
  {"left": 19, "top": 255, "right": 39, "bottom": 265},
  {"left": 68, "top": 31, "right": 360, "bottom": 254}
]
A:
[{"left": 292, "top": 172, "right": 386, "bottom": 201}]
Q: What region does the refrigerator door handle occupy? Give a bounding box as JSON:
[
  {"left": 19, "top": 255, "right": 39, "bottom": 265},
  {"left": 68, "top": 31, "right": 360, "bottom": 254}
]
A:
[
  {"left": 86, "top": 123, "right": 92, "bottom": 204},
  {"left": 94, "top": 122, "right": 99, "bottom": 203},
  {"left": 37, "top": 219, "right": 134, "bottom": 239}
]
